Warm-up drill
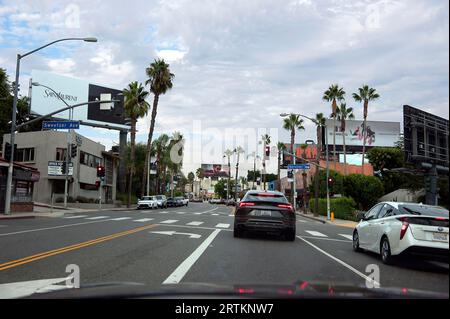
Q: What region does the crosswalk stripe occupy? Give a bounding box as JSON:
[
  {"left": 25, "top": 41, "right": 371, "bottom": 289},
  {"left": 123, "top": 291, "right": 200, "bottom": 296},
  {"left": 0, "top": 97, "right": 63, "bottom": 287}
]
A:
[
  {"left": 64, "top": 215, "right": 88, "bottom": 219},
  {"left": 159, "top": 212, "right": 169, "bottom": 214},
  {"left": 133, "top": 218, "right": 154, "bottom": 222},
  {"left": 211, "top": 213, "right": 219, "bottom": 216},
  {"left": 110, "top": 217, "right": 131, "bottom": 221},
  {"left": 85, "top": 216, "right": 109, "bottom": 220},
  {"left": 339, "top": 234, "right": 353, "bottom": 240},
  {"left": 186, "top": 221, "right": 204, "bottom": 226},
  {"left": 228, "top": 214, "right": 234, "bottom": 217},
  {"left": 160, "top": 220, "right": 178, "bottom": 224},
  {"left": 297, "top": 220, "right": 307, "bottom": 223},
  {"left": 177, "top": 212, "right": 186, "bottom": 214},
  {"left": 305, "top": 230, "right": 328, "bottom": 237},
  {"left": 194, "top": 213, "right": 202, "bottom": 215},
  {"left": 215, "top": 223, "right": 230, "bottom": 229}
]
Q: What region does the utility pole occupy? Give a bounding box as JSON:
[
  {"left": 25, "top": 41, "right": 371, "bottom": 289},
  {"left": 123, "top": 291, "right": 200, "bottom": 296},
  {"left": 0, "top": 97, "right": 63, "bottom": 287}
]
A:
[
  {"left": 224, "top": 149, "right": 233, "bottom": 200},
  {"left": 234, "top": 147, "right": 244, "bottom": 200}
]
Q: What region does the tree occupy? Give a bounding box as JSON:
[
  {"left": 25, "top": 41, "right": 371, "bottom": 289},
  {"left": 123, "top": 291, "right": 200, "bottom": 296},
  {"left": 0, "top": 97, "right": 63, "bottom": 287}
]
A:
[
  {"left": 323, "top": 84, "right": 346, "bottom": 171},
  {"left": 276, "top": 142, "right": 286, "bottom": 191},
  {"left": 214, "top": 179, "right": 235, "bottom": 199},
  {"left": 309, "top": 170, "right": 345, "bottom": 198},
  {"left": 196, "top": 167, "right": 204, "bottom": 196},
  {"left": 123, "top": 81, "right": 150, "bottom": 207},
  {"left": 366, "top": 147, "right": 405, "bottom": 171},
  {"left": 166, "top": 132, "right": 184, "bottom": 196},
  {"left": 335, "top": 103, "right": 355, "bottom": 176},
  {"left": 313, "top": 113, "right": 326, "bottom": 216},
  {"left": 352, "top": 85, "right": 380, "bottom": 174},
  {"left": 187, "top": 172, "right": 195, "bottom": 192},
  {"left": 142, "top": 59, "right": 175, "bottom": 195},
  {"left": 282, "top": 114, "right": 305, "bottom": 205},
  {"left": 152, "top": 134, "right": 170, "bottom": 194},
  {"left": 344, "top": 174, "right": 384, "bottom": 210}
]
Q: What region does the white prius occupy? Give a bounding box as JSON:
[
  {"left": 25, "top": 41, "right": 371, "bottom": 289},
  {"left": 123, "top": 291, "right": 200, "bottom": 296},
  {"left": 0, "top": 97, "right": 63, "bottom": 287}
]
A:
[{"left": 353, "top": 202, "right": 449, "bottom": 264}]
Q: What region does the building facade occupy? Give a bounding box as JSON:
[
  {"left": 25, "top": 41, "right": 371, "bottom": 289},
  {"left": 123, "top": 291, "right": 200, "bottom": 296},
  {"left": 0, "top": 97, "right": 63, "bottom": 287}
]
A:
[{"left": 2, "top": 131, "right": 119, "bottom": 205}]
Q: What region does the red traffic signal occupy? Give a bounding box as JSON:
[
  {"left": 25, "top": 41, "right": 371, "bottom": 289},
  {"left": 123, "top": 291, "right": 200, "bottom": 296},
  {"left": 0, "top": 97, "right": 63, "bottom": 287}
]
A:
[
  {"left": 95, "top": 181, "right": 100, "bottom": 189},
  {"left": 96, "top": 165, "right": 105, "bottom": 177},
  {"left": 327, "top": 177, "right": 334, "bottom": 187}
]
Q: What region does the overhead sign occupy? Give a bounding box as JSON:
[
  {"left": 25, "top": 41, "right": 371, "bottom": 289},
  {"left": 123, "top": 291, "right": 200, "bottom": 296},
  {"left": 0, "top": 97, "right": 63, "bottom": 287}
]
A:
[
  {"left": 42, "top": 121, "right": 80, "bottom": 130},
  {"left": 325, "top": 119, "right": 400, "bottom": 148},
  {"left": 288, "top": 164, "right": 310, "bottom": 170},
  {"left": 48, "top": 161, "right": 74, "bottom": 176}
]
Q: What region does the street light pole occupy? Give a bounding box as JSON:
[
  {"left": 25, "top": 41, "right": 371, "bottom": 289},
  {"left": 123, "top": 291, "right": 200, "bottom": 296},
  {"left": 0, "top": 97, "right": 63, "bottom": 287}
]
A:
[
  {"left": 234, "top": 147, "right": 244, "bottom": 201},
  {"left": 3, "top": 37, "right": 97, "bottom": 215}
]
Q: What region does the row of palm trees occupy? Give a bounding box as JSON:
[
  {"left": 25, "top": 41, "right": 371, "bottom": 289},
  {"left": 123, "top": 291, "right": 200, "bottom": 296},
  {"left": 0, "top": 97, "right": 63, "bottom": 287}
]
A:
[{"left": 122, "top": 59, "right": 175, "bottom": 207}]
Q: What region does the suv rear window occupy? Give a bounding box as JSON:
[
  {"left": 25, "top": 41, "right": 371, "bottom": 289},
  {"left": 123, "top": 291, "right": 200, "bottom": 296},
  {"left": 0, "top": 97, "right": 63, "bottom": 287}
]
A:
[
  {"left": 243, "top": 193, "right": 289, "bottom": 203},
  {"left": 398, "top": 204, "right": 449, "bottom": 217}
]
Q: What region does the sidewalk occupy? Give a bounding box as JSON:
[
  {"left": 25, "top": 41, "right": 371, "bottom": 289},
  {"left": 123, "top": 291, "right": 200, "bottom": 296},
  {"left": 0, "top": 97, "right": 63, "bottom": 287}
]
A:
[
  {"left": 296, "top": 211, "right": 358, "bottom": 228},
  {"left": 0, "top": 203, "right": 133, "bottom": 220}
]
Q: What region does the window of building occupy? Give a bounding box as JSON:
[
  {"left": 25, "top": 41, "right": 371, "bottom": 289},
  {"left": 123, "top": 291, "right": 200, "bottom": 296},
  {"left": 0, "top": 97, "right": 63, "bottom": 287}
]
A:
[
  {"left": 56, "top": 148, "right": 67, "bottom": 161},
  {"left": 14, "top": 148, "right": 35, "bottom": 162},
  {"left": 80, "top": 151, "right": 102, "bottom": 168}
]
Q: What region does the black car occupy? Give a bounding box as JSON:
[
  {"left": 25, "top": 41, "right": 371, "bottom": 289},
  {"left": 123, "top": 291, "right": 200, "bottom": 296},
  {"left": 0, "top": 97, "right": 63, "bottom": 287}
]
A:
[
  {"left": 234, "top": 190, "right": 296, "bottom": 241},
  {"left": 166, "top": 197, "right": 177, "bottom": 207}
]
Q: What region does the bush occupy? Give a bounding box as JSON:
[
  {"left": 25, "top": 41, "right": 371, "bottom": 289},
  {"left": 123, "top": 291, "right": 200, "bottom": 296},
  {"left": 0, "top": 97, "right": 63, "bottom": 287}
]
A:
[
  {"left": 88, "top": 198, "right": 96, "bottom": 204},
  {"left": 55, "top": 197, "right": 64, "bottom": 203},
  {"left": 67, "top": 196, "right": 75, "bottom": 203},
  {"left": 344, "top": 174, "right": 384, "bottom": 210},
  {"left": 309, "top": 170, "right": 345, "bottom": 198},
  {"left": 309, "top": 197, "right": 358, "bottom": 221},
  {"left": 76, "top": 196, "right": 89, "bottom": 203},
  {"left": 116, "top": 192, "right": 138, "bottom": 204}
]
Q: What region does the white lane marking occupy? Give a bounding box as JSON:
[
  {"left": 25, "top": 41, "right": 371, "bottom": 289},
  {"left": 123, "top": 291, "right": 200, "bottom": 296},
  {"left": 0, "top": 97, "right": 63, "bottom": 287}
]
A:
[
  {"left": 110, "top": 217, "right": 131, "bottom": 221},
  {"left": 297, "top": 220, "right": 307, "bottom": 223},
  {"left": 194, "top": 213, "right": 202, "bottom": 215},
  {"left": 133, "top": 218, "right": 154, "bottom": 222},
  {"left": 163, "top": 229, "right": 221, "bottom": 284},
  {"left": 339, "top": 234, "right": 353, "bottom": 240},
  {"left": 228, "top": 214, "right": 234, "bottom": 217},
  {"left": 159, "top": 212, "right": 169, "bottom": 214},
  {"left": 0, "top": 277, "right": 70, "bottom": 299},
  {"left": 297, "top": 236, "right": 381, "bottom": 288},
  {"left": 200, "top": 207, "right": 219, "bottom": 214},
  {"left": 186, "top": 221, "right": 204, "bottom": 226},
  {"left": 177, "top": 212, "right": 187, "bottom": 214},
  {"left": 211, "top": 213, "right": 219, "bottom": 216},
  {"left": 64, "top": 215, "right": 88, "bottom": 219},
  {"left": 150, "top": 231, "right": 201, "bottom": 239},
  {"left": 157, "top": 223, "right": 232, "bottom": 232},
  {"left": 0, "top": 220, "right": 111, "bottom": 237},
  {"left": 300, "top": 236, "right": 351, "bottom": 243},
  {"left": 85, "top": 216, "right": 109, "bottom": 220},
  {"left": 215, "top": 223, "right": 230, "bottom": 229},
  {"left": 160, "top": 220, "right": 178, "bottom": 224},
  {"left": 305, "top": 230, "right": 328, "bottom": 237}
]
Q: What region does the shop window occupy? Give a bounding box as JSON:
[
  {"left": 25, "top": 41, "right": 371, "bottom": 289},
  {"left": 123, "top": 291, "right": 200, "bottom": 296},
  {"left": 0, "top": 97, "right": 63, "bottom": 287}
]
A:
[
  {"left": 15, "top": 148, "right": 35, "bottom": 162},
  {"left": 56, "top": 148, "right": 67, "bottom": 161}
]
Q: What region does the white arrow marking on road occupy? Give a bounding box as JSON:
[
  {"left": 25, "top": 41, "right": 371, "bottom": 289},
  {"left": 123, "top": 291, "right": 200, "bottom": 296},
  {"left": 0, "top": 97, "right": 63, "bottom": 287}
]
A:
[
  {"left": 85, "top": 216, "right": 109, "bottom": 220},
  {"left": 305, "top": 230, "right": 328, "bottom": 237},
  {"left": 160, "top": 220, "right": 178, "bottom": 224},
  {"left": 110, "top": 217, "right": 131, "bottom": 221},
  {"left": 150, "top": 231, "right": 201, "bottom": 239},
  {"left": 64, "top": 215, "right": 88, "bottom": 219},
  {"left": 215, "top": 223, "right": 230, "bottom": 229},
  {"left": 133, "top": 218, "right": 154, "bottom": 222},
  {"left": 339, "top": 234, "right": 353, "bottom": 240},
  {"left": 186, "top": 221, "right": 204, "bottom": 226}
]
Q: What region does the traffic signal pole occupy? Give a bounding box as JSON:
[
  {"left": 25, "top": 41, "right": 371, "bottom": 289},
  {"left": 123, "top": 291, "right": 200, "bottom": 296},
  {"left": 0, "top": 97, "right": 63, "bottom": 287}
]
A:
[{"left": 63, "top": 108, "right": 73, "bottom": 208}]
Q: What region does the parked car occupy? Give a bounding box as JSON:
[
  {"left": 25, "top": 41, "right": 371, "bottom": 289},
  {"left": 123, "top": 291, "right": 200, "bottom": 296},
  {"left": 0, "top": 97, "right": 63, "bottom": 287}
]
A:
[
  {"left": 234, "top": 190, "right": 296, "bottom": 241},
  {"left": 155, "top": 195, "right": 167, "bottom": 208},
  {"left": 226, "top": 198, "right": 236, "bottom": 206},
  {"left": 175, "top": 196, "right": 189, "bottom": 206},
  {"left": 137, "top": 196, "right": 158, "bottom": 210},
  {"left": 353, "top": 202, "right": 449, "bottom": 264},
  {"left": 166, "top": 197, "right": 177, "bottom": 207}
]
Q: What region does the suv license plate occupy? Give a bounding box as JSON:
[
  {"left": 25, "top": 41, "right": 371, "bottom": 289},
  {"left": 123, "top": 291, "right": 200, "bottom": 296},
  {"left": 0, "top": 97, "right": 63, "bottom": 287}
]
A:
[{"left": 432, "top": 232, "right": 448, "bottom": 242}]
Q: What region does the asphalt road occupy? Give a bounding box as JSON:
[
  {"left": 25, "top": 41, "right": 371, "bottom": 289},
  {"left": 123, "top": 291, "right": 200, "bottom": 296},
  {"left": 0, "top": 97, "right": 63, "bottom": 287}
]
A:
[{"left": 0, "top": 202, "right": 448, "bottom": 297}]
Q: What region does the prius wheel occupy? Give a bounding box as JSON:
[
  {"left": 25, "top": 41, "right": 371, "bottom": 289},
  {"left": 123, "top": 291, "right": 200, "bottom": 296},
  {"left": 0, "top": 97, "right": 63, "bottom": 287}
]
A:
[
  {"left": 353, "top": 231, "right": 361, "bottom": 252},
  {"left": 380, "top": 237, "right": 393, "bottom": 265}
]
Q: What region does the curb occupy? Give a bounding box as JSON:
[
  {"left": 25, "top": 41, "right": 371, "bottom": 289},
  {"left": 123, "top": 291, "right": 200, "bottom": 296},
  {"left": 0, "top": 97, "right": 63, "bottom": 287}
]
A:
[
  {"left": 296, "top": 213, "right": 326, "bottom": 224},
  {"left": 0, "top": 215, "right": 36, "bottom": 220}
]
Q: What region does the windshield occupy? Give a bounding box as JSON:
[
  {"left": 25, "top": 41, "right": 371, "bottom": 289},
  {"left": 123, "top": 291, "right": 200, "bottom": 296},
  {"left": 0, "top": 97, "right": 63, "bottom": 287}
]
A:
[{"left": 0, "top": 0, "right": 448, "bottom": 303}]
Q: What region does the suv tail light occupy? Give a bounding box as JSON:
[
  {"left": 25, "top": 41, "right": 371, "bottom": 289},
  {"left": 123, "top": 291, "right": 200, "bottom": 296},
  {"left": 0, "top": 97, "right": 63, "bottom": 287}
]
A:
[
  {"left": 277, "top": 204, "right": 293, "bottom": 211},
  {"left": 239, "top": 202, "right": 255, "bottom": 207},
  {"left": 397, "top": 217, "right": 409, "bottom": 240}
]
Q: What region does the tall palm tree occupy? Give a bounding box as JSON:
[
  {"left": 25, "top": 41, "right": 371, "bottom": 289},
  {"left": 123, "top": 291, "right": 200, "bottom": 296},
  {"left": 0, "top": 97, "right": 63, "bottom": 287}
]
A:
[
  {"left": 167, "top": 132, "right": 184, "bottom": 197},
  {"left": 123, "top": 81, "right": 150, "bottom": 207},
  {"left": 352, "top": 85, "right": 380, "bottom": 174},
  {"left": 282, "top": 114, "right": 305, "bottom": 206},
  {"left": 323, "top": 84, "right": 346, "bottom": 171},
  {"left": 276, "top": 142, "right": 286, "bottom": 192},
  {"left": 336, "top": 103, "right": 355, "bottom": 176},
  {"left": 152, "top": 134, "right": 170, "bottom": 194},
  {"left": 142, "top": 58, "right": 175, "bottom": 195},
  {"left": 187, "top": 172, "right": 195, "bottom": 193},
  {"left": 196, "top": 167, "right": 204, "bottom": 198},
  {"left": 261, "top": 133, "right": 271, "bottom": 190},
  {"left": 313, "top": 113, "right": 326, "bottom": 217}
]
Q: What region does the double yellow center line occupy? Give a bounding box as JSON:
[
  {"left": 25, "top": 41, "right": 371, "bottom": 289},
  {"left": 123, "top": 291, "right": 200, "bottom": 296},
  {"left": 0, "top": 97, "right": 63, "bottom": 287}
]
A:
[{"left": 0, "top": 224, "right": 157, "bottom": 271}]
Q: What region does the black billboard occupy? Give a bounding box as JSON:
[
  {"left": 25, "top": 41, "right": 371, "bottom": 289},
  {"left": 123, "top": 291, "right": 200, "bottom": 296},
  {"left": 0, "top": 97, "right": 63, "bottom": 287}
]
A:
[
  {"left": 87, "top": 84, "right": 126, "bottom": 125},
  {"left": 403, "top": 105, "right": 449, "bottom": 167}
]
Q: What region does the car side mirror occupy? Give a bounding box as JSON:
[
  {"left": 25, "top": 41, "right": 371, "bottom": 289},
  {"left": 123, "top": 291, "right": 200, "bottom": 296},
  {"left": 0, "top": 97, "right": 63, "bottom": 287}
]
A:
[{"left": 357, "top": 211, "right": 366, "bottom": 221}]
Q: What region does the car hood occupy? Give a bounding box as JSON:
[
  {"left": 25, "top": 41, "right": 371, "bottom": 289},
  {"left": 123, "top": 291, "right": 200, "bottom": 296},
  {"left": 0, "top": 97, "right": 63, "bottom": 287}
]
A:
[{"left": 4, "top": 279, "right": 446, "bottom": 299}]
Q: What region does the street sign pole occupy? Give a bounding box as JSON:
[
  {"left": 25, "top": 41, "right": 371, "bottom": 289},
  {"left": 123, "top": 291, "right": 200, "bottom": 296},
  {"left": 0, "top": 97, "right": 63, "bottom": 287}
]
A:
[{"left": 325, "top": 125, "right": 331, "bottom": 220}]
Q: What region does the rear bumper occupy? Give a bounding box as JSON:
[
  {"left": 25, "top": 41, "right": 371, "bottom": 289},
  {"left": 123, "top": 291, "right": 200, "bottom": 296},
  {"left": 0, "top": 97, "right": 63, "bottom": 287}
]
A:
[
  {"left": 235, "top": 219, "right": 295, "bottom": 233},
  {"left": 400, "top": 246, "right": 449, "bottom": 262}
]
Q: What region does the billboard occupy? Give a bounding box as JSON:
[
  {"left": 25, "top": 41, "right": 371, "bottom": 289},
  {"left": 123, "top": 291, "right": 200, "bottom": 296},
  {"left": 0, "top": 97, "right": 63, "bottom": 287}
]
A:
[
  {"left": 325, "top": 119, "right": 400, "bottom": 148},
  {"left": 30, "top": 70, "right": 128, "bottom": 129},
  {"left": 201, "top": 164, "right": 230, "bottom": 178},
  {"left": 403, "top": 105, "right": 449, "bottom": 166},
  {"left": 281, "top": 144, "right": 318, "bottom": 168}
]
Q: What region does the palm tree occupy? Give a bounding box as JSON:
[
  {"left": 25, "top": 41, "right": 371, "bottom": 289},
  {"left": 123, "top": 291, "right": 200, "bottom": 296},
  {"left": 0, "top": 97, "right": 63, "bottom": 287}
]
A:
[
  {"left": 167, "top": 132, "right": 184, "bottom": 197},
  {"left": 152, "top": 134, "right": 170, "bottom": 194},
  {"left": 261, "top": 133, "right": 271, "bottom": 190},
  {"left": 313, "top": 113, "right": 326, "bottom": 217},
  {"left": 142, "top": 58, "right": 175, "bottom": 195},
  {"left": 123, "top": 81, "right": 150, "bottom": 207},
  {"left": 276, "top": 142, "right": 286, "bottom": 192},
  {"left": 352, "top": 85, "right": 380, "bottom": 174},
  {"left": 323, "top": 84, "right": 346, "bottom": 171},
  {"left": 196, "top": 167, "right": 204, "bottom": 198},
  {"left": 187, "top": 172, "right": 195, "bottom": 193},
  {"left": 282, "top": 114, "right": 305, "bottom": 206},
  {"left": 336, "top": 103, "right": 355, "bottom": 176}
]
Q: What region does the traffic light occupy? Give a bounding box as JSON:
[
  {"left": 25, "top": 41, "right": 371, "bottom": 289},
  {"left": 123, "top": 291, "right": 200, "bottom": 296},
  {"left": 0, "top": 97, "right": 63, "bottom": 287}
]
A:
[
  {"left": 265, "top": 146, "right": 270, "bottom": 157},
  {"left": 287, "top": 170, "right": 293, "bottom": 179},
  {"left": 96, "top": 165, "right": 105, "bottom": 177},
  {"left": 61, "top": 161, "right": 67, "bottom": 174},
  {"left": 95, "top": 180, "right": 100, "bottom": 189},
  {"left": 4, "top": 143, "right": 12, "bottom": 161},
  {"left": 327, "top": 177, "right": 334, "bottom": 187},
  {"left": 71, "top": 144, "right": 77, "bottom": 158}
]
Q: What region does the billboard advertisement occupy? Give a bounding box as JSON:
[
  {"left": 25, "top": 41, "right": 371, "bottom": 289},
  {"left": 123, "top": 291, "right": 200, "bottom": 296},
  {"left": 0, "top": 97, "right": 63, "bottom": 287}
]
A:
[
  {"left": 282, "top": 144, "right": 317, "bottom": 168},
  {"left": 325, "top": 119, "right": 400, "bottom": 148},
  {"left": 30, "top": 70, "right": 128, "bottom": 129},
  {"left": 201, "top": 164, "right": 230, "bottom": 178}
]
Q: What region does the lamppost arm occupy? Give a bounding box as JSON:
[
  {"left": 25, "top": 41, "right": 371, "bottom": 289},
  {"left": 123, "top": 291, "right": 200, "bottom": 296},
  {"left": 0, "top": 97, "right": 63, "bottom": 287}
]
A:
[{"left": 20, "top": 37, "right": 97, "bottom": 59}]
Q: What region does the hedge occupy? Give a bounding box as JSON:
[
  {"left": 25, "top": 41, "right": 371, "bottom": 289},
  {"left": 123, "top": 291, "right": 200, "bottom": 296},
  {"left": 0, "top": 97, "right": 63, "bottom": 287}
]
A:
[{"left": 309, "top": 197, "right": 358, "bottom": 221}]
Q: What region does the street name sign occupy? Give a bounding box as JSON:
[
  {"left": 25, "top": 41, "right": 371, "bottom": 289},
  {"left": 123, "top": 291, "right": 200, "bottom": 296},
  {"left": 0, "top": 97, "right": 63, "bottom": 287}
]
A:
[
  {"left": 42, "top": 121, "right": 80, "bottom": 130},
  {"left": 288, "top": 164, "right": 310, "bottom": 170}
]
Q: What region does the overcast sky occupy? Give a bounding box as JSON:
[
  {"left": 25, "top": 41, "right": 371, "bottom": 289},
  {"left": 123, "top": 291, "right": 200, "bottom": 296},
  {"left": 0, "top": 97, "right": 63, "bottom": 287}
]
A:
[{"left": 1, "top": 0, "right": 448, "bottom": 176}]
